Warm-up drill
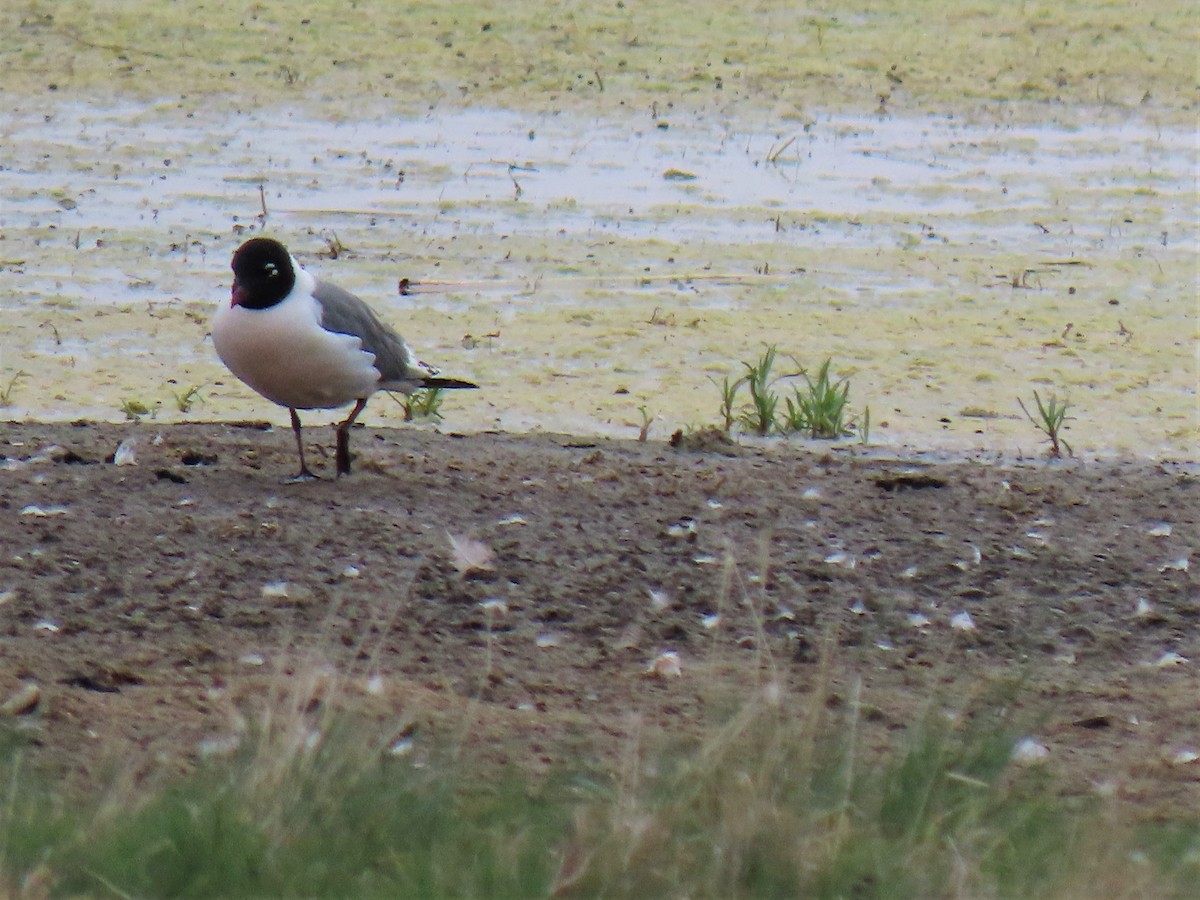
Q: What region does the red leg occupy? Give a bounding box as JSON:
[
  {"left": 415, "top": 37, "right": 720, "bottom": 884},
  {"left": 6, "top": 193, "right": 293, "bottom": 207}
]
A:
[{"left": 335, "top": 398, "right": 368, "bottom": 477}]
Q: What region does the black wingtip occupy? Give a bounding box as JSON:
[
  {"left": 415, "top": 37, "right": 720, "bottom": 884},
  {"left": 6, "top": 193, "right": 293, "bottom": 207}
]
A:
[{"left": 421, "top": 377, "right": 479, "bottom": 390}]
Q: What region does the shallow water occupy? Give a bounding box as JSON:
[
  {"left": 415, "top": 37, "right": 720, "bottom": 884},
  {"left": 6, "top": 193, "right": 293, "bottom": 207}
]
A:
[{"left": 1, "top": 100, "right": 1195, "bottom": 457}]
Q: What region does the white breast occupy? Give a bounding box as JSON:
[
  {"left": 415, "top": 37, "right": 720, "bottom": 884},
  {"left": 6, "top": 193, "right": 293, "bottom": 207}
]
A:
[{"left": 212, "top": 270, "right": 381, "bottom": 410}]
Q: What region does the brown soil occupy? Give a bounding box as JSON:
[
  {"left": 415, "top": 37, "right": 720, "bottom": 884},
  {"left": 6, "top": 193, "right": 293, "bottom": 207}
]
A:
[{"left": 1, "top": 422, "right": 1196, "bottom": 812}]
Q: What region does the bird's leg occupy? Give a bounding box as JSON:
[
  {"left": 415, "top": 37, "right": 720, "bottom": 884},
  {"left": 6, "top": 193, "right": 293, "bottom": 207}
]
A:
[
  {"left": 284, "top": 408, "right": 320, "bottom": 483},
  {"left": 335, "top": 398, "right": 368, "bottom": 477}
]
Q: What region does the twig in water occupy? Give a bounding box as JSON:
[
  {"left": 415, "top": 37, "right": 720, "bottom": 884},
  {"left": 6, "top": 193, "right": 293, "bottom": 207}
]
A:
[{"left": 766, "top": 135, "right": 798, "bottom": 163}]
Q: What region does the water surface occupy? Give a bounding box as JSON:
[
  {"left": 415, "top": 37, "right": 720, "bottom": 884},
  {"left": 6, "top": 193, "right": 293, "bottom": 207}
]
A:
[{"left": 1, "top": 101, "right": 1194, "bottom": 457}]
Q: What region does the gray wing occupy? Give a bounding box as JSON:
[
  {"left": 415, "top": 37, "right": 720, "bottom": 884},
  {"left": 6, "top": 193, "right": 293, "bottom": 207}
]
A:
[{"left": 312, "top": 279, "right": 423, "bottom": 388}]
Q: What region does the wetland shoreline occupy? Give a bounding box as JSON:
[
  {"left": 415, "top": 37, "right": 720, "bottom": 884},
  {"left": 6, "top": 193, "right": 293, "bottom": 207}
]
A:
[
  {"left": 0, "top": 4, "right": 1195, "bottom": 884},
  {"left": 1, "top": 420, "right": 1197, "bottom": 816}
]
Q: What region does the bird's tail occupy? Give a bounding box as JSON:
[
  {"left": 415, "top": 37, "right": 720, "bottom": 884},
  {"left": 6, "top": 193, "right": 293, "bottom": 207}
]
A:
[{"left": 421, "top": 377, "right": 478, "bottom": 390}]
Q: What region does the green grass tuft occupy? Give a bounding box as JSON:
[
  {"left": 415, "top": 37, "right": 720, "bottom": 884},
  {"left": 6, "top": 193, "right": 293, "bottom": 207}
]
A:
[
  {"left": 172, "top": 384, "right": 205, "bottom": 414},
  {"left": 1, "top": 682, "right": 1194, "bottom": 898},
  {"left": 0, "top": 718, "right": 566, "bottom": 899},
  {"left": 402, "top": 387, "right": 445, "bottom": 422},
  {"left": 120, "top": 398, "right": 152, "bottom": 421},
  {"left": 781, "top": 358, "right": 853, "bottom": 439},
  {"left": 1018, "top": 390, "right": 1072, "bottom": 457},
  {"left": 736, "top": 345, "right": 782, "bottom": 436},
  {"left": 717, "top": 350, "right": 866, "bottom": 442}
]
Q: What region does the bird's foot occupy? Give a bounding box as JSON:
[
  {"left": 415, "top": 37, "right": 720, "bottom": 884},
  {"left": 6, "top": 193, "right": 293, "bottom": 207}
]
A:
[{"left": 282, "top": 468, "right": 322, "bottom": 484}]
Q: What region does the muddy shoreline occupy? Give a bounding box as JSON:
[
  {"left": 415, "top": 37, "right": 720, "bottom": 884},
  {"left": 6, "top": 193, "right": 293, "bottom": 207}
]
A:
[{"left": 1, "top": 421, "right": 1196, "bottom": 813}]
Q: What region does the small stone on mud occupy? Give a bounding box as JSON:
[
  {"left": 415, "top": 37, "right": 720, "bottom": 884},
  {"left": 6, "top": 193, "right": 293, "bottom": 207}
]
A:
[
  {"left": 20, "top": 505, "right": 69, "bottom": 517},
  {"left": 666, "top": 517, "right": 696, "bottom": 538},
  {"left": 824, "top": 551, "right": 856, "bottom": 569},
  {"left": 955, "top": 544, "right": 982, "bottom": 568},
  {"left": 950, "top": 611, "right": 977, "bottom": 631},
  {"left": 113, "top": 439, "right": 137, "bottom": 466},
  {"left": 646, "top": 650, "right": 682, "bottom": 677},
  {"left": 1011, "top": 737, "right": 1050, "bottom": 764},
  {"left": 447, "top": 532, "right": 496, "bottom": 575},
  {"left": 388, "top": 737, "right": 415, "bottom": 757},
  {"left": 0, "top": 682, "right": 40, "bottom": 716},
  {"left": 198, "top": 733, "right": 242, "bottom": 758},
  {"left": 181, "top": 451, "right": 219, "bottom": 466},
  {"left": 1152, "top": 651, "right": 1188, "bottom": 668}
]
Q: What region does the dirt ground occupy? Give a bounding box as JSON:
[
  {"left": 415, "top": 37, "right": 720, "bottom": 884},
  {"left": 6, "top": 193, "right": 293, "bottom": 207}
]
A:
[{"left": 0, "top": 421, "right": 1196, "bottom": 814}]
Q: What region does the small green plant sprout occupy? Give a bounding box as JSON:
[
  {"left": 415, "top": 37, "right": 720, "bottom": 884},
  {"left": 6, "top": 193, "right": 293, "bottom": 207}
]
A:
[
  {"left": 0, "top": 370, "right": 30, "bottom": 406},
  {"left": 121, "top": 398, "right": 152, "bottom": 421},
  {"left": 636, "top": 405, "right": 653, "bottom": 442},
  {"left": 401, "top": 386, "right": 444, "bottom": 422},
  {"left": 711, "top": 374, "right": 743, "bottom": 434},
  {"left": 856, "top": 405, "right": 871, "bottom": 445},
  {"left": 172, "top": 384, "right": 204, "bottom": 414},
  {"left": 737, "top": 345, "right": 783, "bottom": 436},
  {"left": 783, "top": 358, "right": 853, "bottom": 439},
  {"left": 1018, "top": 390, "right": 1072, "bottom": 457}
]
